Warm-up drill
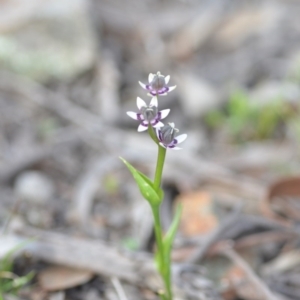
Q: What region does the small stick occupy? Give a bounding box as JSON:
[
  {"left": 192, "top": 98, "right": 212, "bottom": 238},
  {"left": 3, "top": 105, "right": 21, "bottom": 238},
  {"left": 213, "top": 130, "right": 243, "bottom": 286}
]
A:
[
  {"left": 220, "top": 241, "right": 280, "bottom": 300},
  {"left": 111, "top": 277, "right": 128, "bottom": 300},
  {"left": 186, "top": 204, "right": 243, "bottom": 264}
]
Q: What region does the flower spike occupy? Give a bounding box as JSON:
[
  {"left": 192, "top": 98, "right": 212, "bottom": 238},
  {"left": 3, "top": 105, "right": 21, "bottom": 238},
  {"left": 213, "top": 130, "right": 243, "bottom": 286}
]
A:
[
  {"left": 156, "top": 123, "right": 187, "bottom": 150},
  {"left": 127, "top": 97, "right": 170, "bottom": 132},
  {"left": 139, "top": 72, "right": 176, "bottom": 96}
]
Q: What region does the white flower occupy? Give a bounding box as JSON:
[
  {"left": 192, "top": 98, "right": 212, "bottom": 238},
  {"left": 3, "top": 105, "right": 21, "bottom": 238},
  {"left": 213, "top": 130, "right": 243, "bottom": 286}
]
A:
[
  {"left": 156, "top": 123, "right": 187, "bottom": 150},
  {"left": 139, "top": 72, "right": 176, "bottom": 96},
  {"left": 127, "top": 97, "right": 170, "bottom": 132}
]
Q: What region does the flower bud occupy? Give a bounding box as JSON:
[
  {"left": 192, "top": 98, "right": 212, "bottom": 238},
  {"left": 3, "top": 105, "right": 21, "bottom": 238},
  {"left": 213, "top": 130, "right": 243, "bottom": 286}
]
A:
[
  {"left": 156, "top": 123, "right": 187, "bottom": 150},
  {"left": 160, "top": 123, "right": 178, "bottom": 145},
  {"left": 139, "top": 72, "right": 176, "bottom": 96}
]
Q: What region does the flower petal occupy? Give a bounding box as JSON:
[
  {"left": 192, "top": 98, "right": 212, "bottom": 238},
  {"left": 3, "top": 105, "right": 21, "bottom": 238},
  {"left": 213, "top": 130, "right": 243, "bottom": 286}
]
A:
[
  {"left": 175, "top": 134, "right": 187, "bottom": 144},
  {"left": 168, "top": 85, "right": 177, "bottom": 92},
  {"left": 159, "top": 109, "right": 170, "bottom": 119},
  {"left": 169, "top": 146, "right": 182, "bottom": 150},
  {"left": 149, "top": 96, "right": 158, "bottom": 107},
  {"left": 159, "top": 142, "right": 167, "bottom": 149},
  {"left": 158, "top": 92, "right": 168, "bottom": 96},
  {"left": 136, "top": 97, "right": 147, "bottom": 110},
  {"left": 152, "top": 121, "right": 164, "bottom": 128},
  {"left": 137, "top": 123, "right": 148, "bottom": 132},
  {"left": 156, "top": 127, "right": 161, "bottom": 140},
  {"left": 148, "top": 73, "right": 155, "bottom": 83},
  {"left": 139, "top": 81, "right": 148, "bottom": 90},
  {"left": 126, "top": 111, "right": 139, "bottom": 120},
  {"left": 165, "top": 75, "right": 170, "bottom": 84}
]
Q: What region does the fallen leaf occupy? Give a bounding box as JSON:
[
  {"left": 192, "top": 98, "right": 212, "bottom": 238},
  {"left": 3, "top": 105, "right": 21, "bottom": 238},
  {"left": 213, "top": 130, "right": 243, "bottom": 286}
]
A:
[
  {"left": 38, "top": 266, "right": 94, "bottom": 292},
  {"left": 176, "top": 191, "right": 218, "bottom": 236},
  {"left": 224, "top": 266, "right": 265, "bottom": 300},
  {"left": 262, "top": 176, "right": 300, "bottom": 224}
]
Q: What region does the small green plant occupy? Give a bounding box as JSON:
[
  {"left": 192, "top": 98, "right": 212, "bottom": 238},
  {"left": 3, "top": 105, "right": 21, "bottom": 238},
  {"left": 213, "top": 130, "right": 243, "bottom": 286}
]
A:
[
  {"left": 103, "top": 173, "right": 119, "bottom": 196},
  {"left": 121, "top": 72, "right": 187, "bottom": 300},
  {"left": 205, "top": 89, "right": 293, "bottom": 142},
  {"left": 121, "top": 237, "right": 139, "bottom": 251},
  {"left": 0, "top": 243, "right": 34, "bottom": 300}
]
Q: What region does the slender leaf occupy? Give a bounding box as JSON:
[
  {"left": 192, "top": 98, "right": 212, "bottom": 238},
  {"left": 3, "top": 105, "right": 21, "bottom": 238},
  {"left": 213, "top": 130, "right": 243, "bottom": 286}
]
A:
[
  {"left": 137, "top": 170, "right": 164, "bottom": 202},
  {"left": 163, "top": 204, "right": 182, "bottom": 254},
  {"left": 120, "top": 157, "right": 162, "bottom": 205}
]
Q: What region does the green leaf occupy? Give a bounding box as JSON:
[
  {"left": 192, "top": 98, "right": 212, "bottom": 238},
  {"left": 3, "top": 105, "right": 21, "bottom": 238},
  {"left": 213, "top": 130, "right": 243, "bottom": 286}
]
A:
[
  {"left": 154, "top": 251, "right": 161, "bottom": 273},
  {"left": 0, "top": 239, "right": 33, "bottom": 272},
  {"left": 120, "top": 157, "right": 162, "bottom": 205},
  {"left": 121, "top": 237, "right": 139, "bottom": 251},
  {"left": 137, "top": 170, "right": 164, "bottom": 202},
  {"left": 163, "top": 204, "right": 182, "bottom": 255},
  {"left": 0, "top": 240, "right": 35, "bottom": 295},
  {"left": 11, "top": 271, "right": 34, "bottom": 290}
]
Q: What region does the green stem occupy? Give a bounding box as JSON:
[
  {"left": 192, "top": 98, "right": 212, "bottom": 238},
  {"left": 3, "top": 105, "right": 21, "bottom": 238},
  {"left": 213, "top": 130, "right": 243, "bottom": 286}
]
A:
[
  {"left": 147, "top": 93, "right": 172, "bottom": 298},
  {"left": 151, "top": 204, "right": 172, "bottom": 300},
  {"left": 148, "top": 126, "right": 159, "bottom": 144},
  {"left": 151, "top": 204, "right": 164, "bottom": 272},
  {"left": 151, "top": 141, "right": 172, "bottom": 299},
  {"left": 153, "top": 145, "right": 166, "bottom": 190}
]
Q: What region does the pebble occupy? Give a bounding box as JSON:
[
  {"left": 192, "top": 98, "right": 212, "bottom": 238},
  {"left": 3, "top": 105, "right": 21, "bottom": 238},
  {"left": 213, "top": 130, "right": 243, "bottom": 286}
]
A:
[{"left": 14, "top": 171, "right": 55, "bottom": 204}]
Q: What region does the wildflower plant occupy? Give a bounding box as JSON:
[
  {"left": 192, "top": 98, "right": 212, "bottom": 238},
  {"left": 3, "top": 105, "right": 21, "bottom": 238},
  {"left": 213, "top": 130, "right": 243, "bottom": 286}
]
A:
[
  {"left": 0, "top": 242, "right": 34, "bottom": 300},
  {"left": 121, "top": 72, "right": 187, "bottom": 300}
]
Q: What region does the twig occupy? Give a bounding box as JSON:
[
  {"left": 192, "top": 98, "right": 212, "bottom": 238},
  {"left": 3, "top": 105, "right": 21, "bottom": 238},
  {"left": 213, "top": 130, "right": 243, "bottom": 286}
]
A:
[
  {"left": 71, "top": 155, "right": 122, "bottom": 229},
  {"left": 111, "top": 277, "right": 128, "bottom": 300},
  {"left": 186, "top": 204, "right": 243, "bottom": 264},
  {"left": 0, "top": 147, "right": 52, "bottom": 184},
  {"left": 7, "top": 225, "right": 162, "bottom": 291},
  {"left": 219, "top": 241, "right": 281, "bottom": 300},
  {"left": 0, "top": 195, "right": 20, "bottom": 235},
  {"left": 0, "top": 126, "right": 102, "bottom": 185},
  {"left": 2, "top": 227, "right": 220, "bottom": 300},
  {"left": 95, "top": 50, "right": 120, "bottom": 123}
]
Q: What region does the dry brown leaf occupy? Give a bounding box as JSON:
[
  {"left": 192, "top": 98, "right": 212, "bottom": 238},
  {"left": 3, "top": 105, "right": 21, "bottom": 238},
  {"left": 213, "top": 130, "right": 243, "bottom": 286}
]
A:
[
  {"left": 223, "top": 266, "right": 265, "bottom": 300},
  {"left": 38, "top": 266, "right": 94, "bottom": 292},
  {"left": 262, "top": 176, "right": 300, "bottom": 224},
  {"left": 176, "top": 191, "right": 218, "bottom": 237}
]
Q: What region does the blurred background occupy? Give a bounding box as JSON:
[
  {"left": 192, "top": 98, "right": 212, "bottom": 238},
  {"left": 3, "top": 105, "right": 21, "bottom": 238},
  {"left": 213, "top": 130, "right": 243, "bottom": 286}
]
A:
[{"left": 1, "top": 0, "right": 300, "bottom": 299}]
